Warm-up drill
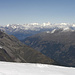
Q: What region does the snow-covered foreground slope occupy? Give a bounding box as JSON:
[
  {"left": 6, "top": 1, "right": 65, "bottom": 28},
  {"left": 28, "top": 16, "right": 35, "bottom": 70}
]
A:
[{"left": 0, "top": 62, "right": 75, "bottom": 75}]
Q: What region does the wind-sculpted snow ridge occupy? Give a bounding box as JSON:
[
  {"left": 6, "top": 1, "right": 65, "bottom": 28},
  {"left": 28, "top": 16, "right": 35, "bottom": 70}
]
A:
[{"left": 0, "top": 61, "right": 75, "bottom": 75}]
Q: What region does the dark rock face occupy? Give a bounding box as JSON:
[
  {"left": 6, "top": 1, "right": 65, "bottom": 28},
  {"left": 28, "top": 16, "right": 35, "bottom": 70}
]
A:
[
  {"left": 23, "top": 31, "right": 75, "bottom": 67},
  {"left": 0, "top": 30, "right": 57, "bottom": 65},
  {"left": 0, "top": 48, "right": 12, "bottom": 61}
]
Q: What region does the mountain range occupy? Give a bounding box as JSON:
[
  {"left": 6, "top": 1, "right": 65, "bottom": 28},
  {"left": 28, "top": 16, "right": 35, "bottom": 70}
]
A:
[
  {"left": 23, "top": 29, "right": 75, "bottom": 67},
  {"left": 0, "top": 22, "right": 75, "bottom": 40},
  {"left": 0, "top": 23, "right": 75, "bottom": 67},
  {"left": 0, "top": 30, "right": 57, "bottom": 65}
]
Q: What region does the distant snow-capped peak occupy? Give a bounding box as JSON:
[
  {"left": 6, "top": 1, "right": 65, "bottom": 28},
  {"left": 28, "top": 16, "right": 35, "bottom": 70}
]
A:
[
  {"left": 6, "top": 24, "right": 10, "bottom": 27},
  {"left": 60, "top": 23, "right": 68, "bottom": 25},
  {"left": 1, "top": 22, "right": 75, "bottom": 32},
  {"left": 62, "top": 27, "right": 74, "bottom": 32}
]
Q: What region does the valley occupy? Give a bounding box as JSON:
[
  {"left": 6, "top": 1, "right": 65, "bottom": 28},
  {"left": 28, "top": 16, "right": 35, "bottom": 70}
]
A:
[{"left": 0, "top": 23, "right": 75, "bottom": 67}]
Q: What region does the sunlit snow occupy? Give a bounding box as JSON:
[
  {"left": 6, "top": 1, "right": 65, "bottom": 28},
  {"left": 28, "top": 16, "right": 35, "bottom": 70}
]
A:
[
  {"left": 0, "top": 46, "right": 2, "bottom": 49},
  {"left": 51, "top": 29, "right": 56, "bottom": 33},
  {"left": 4, "top": 22, "right": 75, "bottom": 31},
  {"left": 0, "top": 61, "right": 74, "bottom": 75}
]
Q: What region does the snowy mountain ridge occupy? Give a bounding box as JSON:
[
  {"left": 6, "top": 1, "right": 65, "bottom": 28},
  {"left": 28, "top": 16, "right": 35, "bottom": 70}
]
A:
[
  {"left": 0, "top": 22, "right": 75, "bottom": 40},
  {"left": 2, "top": 22, "right": 75, "bottom": 31}
]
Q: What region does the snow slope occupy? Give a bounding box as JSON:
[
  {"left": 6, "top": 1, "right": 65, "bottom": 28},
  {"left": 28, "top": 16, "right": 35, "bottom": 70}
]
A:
[{"left": 0, "top": 62, "right": 74, "bottom": 75}]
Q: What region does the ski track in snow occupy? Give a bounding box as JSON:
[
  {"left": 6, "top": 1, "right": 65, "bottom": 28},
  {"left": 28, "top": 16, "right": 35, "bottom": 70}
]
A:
[{"left": 0, "top": 62, "right": 74, "bottom": 75}]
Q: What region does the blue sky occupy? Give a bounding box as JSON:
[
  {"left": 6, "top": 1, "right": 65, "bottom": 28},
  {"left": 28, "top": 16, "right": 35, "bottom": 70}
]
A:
[{"left": 0, "top": 0, "right": 75, "bottom": 25}]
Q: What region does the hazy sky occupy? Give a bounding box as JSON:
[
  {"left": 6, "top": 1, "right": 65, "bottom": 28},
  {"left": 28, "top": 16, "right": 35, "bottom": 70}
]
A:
[{"left": 0, "top": 0, "right": 75, "bottom": 25}]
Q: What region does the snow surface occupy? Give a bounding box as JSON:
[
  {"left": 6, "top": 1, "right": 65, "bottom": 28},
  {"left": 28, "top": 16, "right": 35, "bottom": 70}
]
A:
[
  {"left": 51, "top": 29, "right": 56, "bottom": 33},
  {"left": 0, "top": 46, "right": 2, "bottom": 49},
  {"left": 0, "top": 61, "right": 74, "bottom": 75}
]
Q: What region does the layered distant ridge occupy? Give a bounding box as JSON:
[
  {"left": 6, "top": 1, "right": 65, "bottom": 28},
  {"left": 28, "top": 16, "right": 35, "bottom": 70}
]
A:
[{"left": 0, "top": 22, "right": 75, "bottom": 40}]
